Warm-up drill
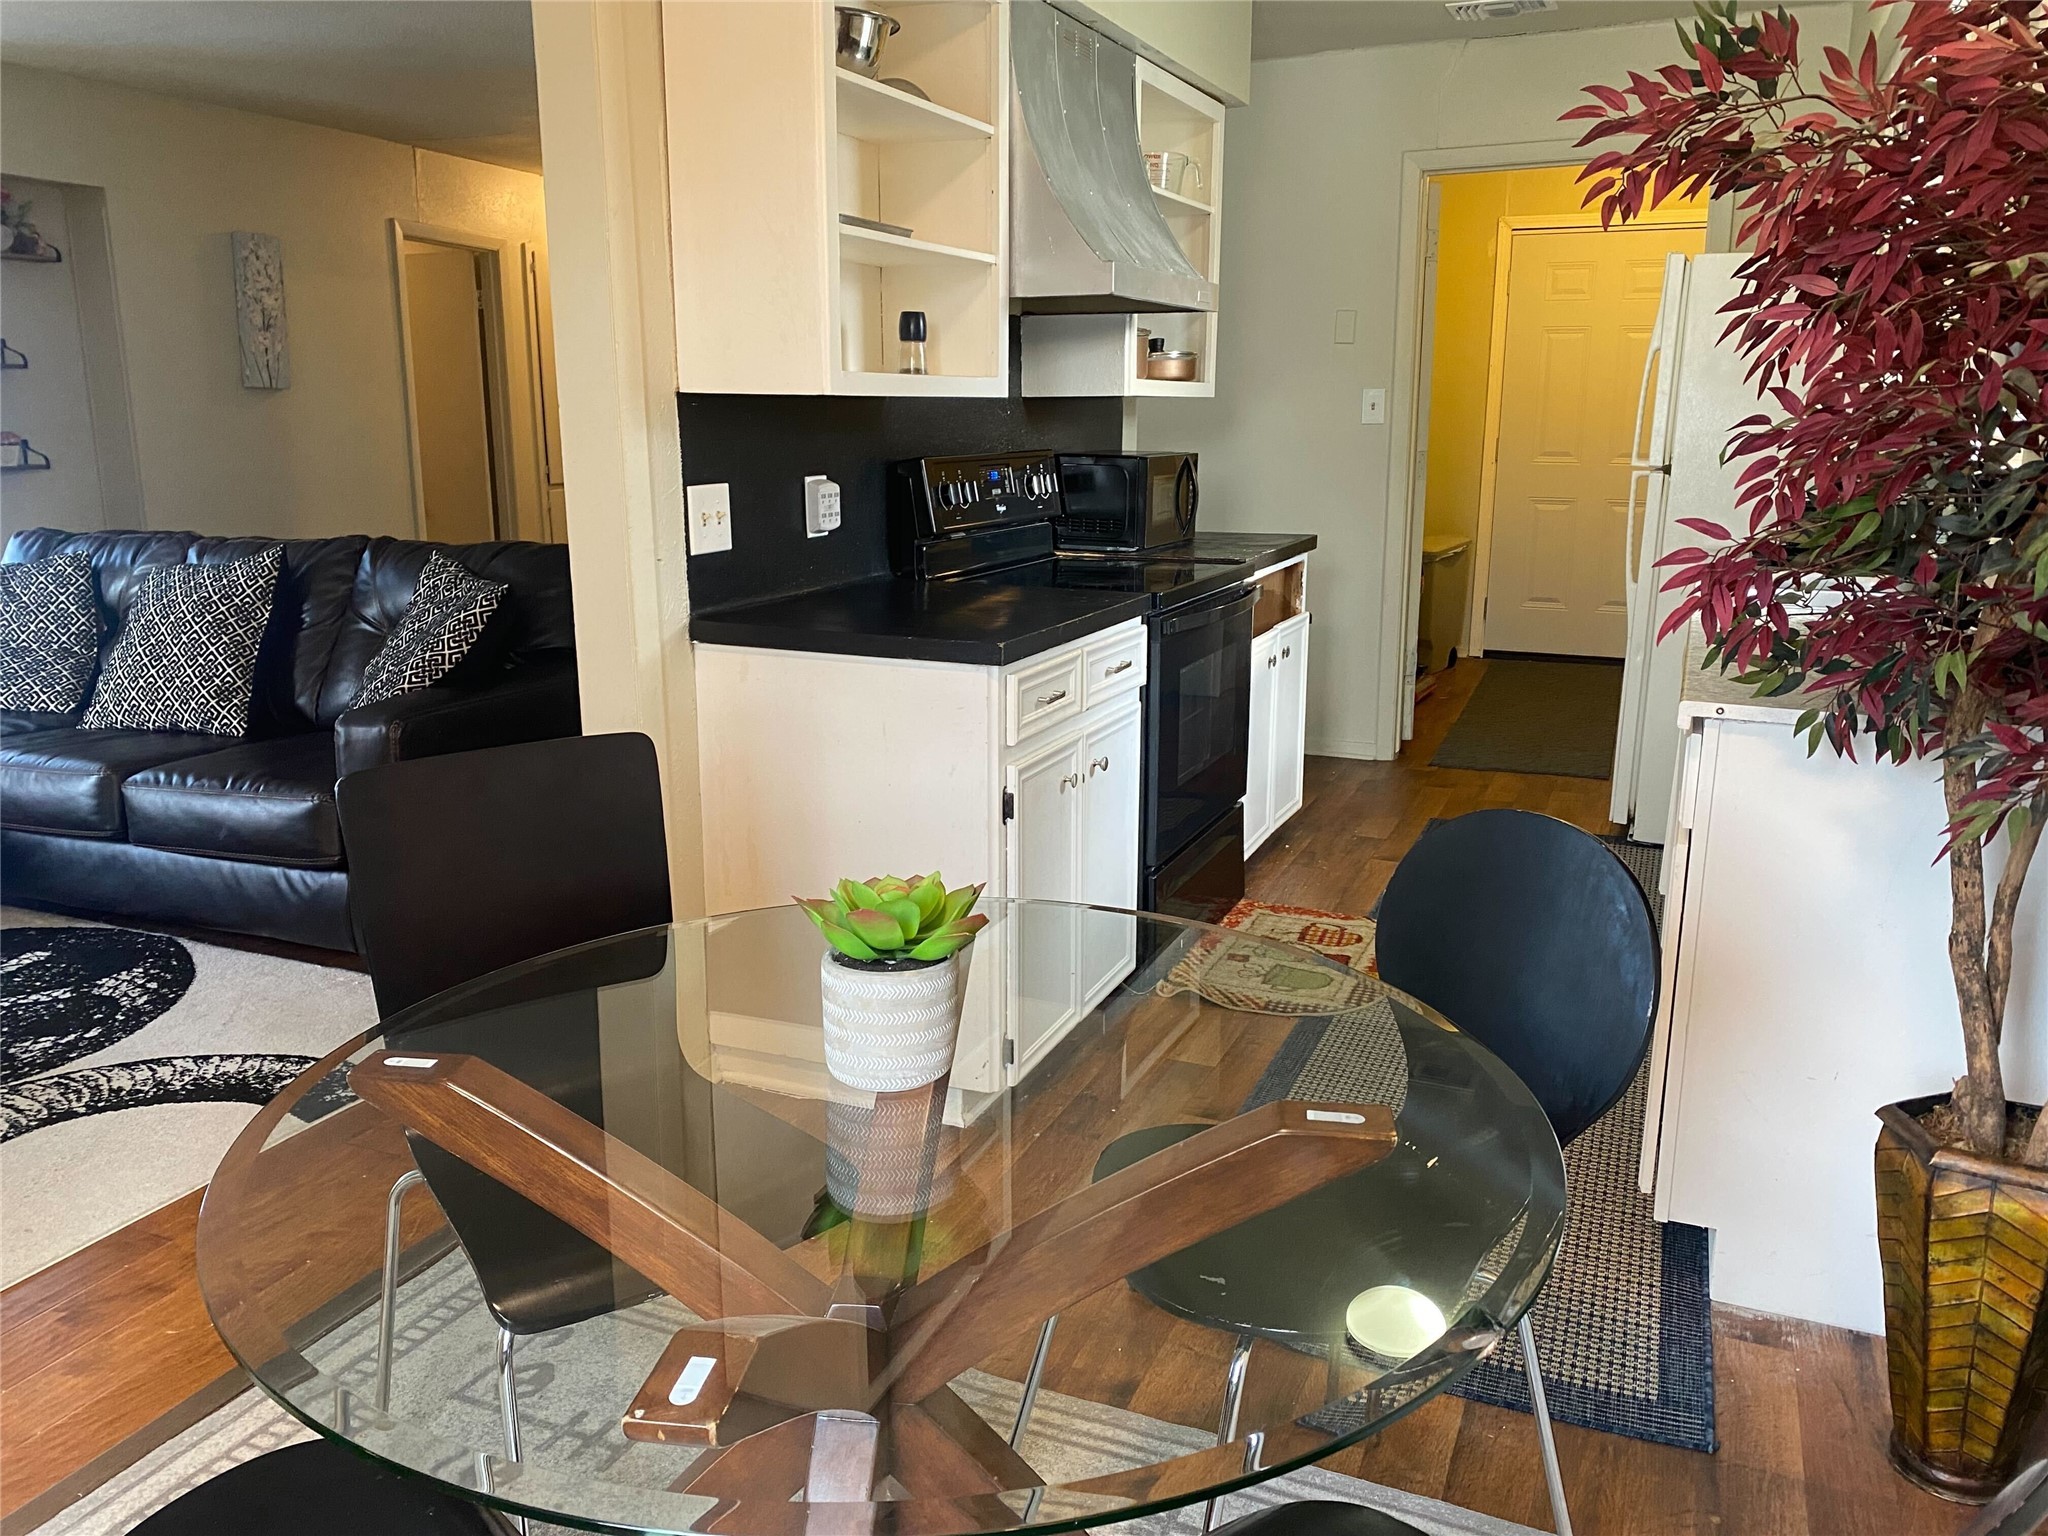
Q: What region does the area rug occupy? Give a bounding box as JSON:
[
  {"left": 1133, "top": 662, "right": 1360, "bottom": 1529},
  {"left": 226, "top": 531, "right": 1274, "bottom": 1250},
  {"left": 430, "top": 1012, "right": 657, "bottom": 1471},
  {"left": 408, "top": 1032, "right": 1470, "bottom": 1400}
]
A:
[
  {"left": 1429, "top": 658, "right": 1624, "bottom": 778},
  {"left": 30, "top": 1248, "right": 1543, "bottom": 1536},
  {"left": 1183, "top": 881, "right": 1715, "bottom": 1454},
  {"left": 0, "top": 908, "right": 374, "bottom": 1286}
]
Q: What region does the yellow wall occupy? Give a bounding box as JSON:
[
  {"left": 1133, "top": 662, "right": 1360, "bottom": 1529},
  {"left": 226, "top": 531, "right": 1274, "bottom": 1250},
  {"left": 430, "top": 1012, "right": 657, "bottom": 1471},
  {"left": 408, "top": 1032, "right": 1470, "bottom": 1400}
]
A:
[{"left": 1422, "top": 166, "right": 1704, "bottom": 546}]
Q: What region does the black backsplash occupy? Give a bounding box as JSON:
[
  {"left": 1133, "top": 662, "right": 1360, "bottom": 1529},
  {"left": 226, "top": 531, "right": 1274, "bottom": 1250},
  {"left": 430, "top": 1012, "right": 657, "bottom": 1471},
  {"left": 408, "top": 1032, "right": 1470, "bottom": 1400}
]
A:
[{"left": 679, "top": 326, "right": 1121, "bottom": 612}]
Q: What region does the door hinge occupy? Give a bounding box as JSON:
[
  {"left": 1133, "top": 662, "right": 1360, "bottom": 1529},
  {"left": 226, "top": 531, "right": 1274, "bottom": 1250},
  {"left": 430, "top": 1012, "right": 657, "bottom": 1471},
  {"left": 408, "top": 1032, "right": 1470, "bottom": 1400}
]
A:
[
  {"left": 1004, "top": 1038, "right": 1016, "bottom": 1064},
  {"left": 1001, "top": 788, "right": 1015, "bottom": 823}
]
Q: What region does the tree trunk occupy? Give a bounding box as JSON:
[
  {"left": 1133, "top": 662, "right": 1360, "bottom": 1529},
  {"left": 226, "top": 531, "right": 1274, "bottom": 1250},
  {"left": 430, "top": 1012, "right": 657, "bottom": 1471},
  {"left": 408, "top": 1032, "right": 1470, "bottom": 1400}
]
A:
[{"left": 1942, "top": 744, "right": 2005, "bottom": 1159}]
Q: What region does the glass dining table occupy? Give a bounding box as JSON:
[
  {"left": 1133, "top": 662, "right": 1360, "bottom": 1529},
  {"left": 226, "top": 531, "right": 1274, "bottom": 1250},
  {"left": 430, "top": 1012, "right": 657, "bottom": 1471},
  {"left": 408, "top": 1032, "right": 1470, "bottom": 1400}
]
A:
[{"left": 197, "top": 901, "right": 1566, "bottom": 1536}]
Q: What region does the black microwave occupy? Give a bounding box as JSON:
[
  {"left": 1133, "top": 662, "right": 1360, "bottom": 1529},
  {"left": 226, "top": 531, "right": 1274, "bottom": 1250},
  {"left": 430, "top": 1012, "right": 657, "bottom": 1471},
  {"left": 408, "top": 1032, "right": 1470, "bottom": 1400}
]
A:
[{"left": 1054, "top": 453, "right": 1198, "bottom": 552}]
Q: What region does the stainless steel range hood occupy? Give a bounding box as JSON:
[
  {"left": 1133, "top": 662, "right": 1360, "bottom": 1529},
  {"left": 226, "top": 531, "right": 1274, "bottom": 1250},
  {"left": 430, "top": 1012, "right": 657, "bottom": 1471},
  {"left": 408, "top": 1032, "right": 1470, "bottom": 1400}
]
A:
[{"left": 1010, "top": 0, "right": 1216, "bottom": 315}]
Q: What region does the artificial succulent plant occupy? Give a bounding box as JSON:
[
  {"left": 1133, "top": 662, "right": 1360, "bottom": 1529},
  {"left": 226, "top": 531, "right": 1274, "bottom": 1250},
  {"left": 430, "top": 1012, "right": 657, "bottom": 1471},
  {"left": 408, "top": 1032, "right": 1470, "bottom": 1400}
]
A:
[{"left": 796, "top": 874, "right": 987, "bottom": 964}]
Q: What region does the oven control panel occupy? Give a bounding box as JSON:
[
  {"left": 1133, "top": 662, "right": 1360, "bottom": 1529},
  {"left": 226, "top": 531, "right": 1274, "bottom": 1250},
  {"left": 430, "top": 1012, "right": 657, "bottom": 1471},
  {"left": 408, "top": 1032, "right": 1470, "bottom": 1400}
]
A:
[{"left": 897, "top": 452, "right": 1062, "bottom": 538}]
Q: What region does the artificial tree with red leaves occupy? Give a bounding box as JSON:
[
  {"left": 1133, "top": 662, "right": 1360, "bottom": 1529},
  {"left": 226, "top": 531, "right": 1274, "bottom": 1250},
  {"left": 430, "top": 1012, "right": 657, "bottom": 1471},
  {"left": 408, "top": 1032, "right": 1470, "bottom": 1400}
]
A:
[{"left": 1568, "top": 1, "right": 2048, "bottom": 1162}]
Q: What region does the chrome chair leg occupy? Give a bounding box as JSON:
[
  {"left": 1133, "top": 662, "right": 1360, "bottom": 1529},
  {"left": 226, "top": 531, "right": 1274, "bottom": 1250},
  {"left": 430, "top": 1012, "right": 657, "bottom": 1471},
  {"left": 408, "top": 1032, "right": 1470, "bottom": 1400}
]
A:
[
  {"left": 1519, "top": 1314, "right": 1574, "bottom": 1536},
  {"left": 1010, "top": 1315, "right": 1059, "bottom": 1448},
  {"left": 1200, "top": 1333, "right": 1255, "bottom": 1536},
  {"left": 1012, "top": 1315, "right": 1059, "bottom": 1522},
  {"left": 374, "top": 1168, "right": 427, "bottom": 1413},
  {"left": 497, "top": 1325, "right": 524, "bottom": 1464}
]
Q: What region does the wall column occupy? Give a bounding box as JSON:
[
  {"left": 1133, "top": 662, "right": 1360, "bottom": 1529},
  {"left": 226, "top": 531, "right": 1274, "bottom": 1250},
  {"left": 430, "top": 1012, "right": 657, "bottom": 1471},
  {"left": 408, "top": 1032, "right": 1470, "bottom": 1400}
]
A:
[{"left": 532, "top": 0, "right": 705, "bottom": 916}]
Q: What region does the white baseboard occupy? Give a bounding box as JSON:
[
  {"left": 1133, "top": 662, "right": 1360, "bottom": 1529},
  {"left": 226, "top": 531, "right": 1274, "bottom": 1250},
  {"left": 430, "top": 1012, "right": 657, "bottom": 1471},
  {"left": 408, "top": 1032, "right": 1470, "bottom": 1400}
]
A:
[{"left": 1306, "top": 734, "right": 1390, "bottom": 762}]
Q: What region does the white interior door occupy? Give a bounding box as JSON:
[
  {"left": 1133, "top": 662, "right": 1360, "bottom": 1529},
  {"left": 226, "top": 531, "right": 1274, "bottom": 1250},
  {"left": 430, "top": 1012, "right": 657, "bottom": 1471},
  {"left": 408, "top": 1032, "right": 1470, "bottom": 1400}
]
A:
[{"left": 1484, "top": 225, "right": 1705, "bottom": 656}]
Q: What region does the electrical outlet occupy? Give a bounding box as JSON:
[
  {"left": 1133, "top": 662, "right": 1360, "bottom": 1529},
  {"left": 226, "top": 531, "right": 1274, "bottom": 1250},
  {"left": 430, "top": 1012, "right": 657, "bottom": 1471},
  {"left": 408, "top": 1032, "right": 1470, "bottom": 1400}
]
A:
[
  {"left": 1361, "top": 388, "right": 1387, "bottom": 425},
  {"left": 803, "top": 475, "right": 841, "bottom": 539},
  {"left": 687, "top": 482, "right": 732, "bottom": 554}
]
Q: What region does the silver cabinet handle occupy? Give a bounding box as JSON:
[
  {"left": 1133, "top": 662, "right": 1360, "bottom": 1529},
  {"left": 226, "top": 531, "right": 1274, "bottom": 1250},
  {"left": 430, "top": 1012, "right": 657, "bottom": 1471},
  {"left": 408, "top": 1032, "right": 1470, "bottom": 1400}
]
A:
[
  {"left": 1059, "top": 771, "right": 1083, "bottom": 792},
  {"left": 1104, "top": 659, "right": 1133, "bottom": 677},
  {"left": 1089, "top": 755, "right": 1110, "bottom": 776},
  {"left": 1035, "top": 688, "right": 1068, "bottom": 709},
  {"left": 1282, "top": 646, "right": 1291, "bottom": 658}
]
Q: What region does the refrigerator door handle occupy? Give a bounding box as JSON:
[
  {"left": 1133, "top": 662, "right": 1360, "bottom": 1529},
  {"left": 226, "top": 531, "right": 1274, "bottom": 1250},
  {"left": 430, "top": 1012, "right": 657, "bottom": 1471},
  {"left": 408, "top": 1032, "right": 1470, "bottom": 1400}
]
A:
[
  {"left": 1625, "top": 466, "right": 1656, "bottom": 589},
  {"left": 1630, "top": 303, "right": 1670, "bottom": 470}
]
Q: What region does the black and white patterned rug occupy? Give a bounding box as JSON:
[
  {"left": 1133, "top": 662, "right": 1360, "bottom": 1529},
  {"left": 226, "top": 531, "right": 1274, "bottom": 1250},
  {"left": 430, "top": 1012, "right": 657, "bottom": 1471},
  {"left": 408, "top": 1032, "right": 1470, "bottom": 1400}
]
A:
[{"left": 0, "top": 909, "right": 374, "bottom": 1285}]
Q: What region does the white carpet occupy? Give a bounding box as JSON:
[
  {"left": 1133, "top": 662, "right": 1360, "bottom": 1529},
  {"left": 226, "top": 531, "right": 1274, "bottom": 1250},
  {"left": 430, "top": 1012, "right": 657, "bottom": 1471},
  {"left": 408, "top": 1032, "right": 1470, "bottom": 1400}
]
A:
[{"left": 0, "top": 907, "right": 374, "bottom": 1285}]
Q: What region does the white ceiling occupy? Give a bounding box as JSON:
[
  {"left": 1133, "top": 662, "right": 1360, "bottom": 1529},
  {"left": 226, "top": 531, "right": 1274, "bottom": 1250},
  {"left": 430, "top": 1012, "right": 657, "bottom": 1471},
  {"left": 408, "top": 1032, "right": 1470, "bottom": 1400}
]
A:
[
  {"left": 0, "top": 1, "right": 541, "bottom": 172},
  {"left": 1252, "top": 0, "right": 1707, "bottom": 60}
]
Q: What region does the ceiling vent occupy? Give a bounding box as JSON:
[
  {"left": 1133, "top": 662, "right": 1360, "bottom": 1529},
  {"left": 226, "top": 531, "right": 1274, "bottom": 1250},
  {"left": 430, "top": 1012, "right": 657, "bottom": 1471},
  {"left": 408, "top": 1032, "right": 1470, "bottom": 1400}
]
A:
[{"left": 1444, "top": 0, "right": 1558, "bottom": 21}]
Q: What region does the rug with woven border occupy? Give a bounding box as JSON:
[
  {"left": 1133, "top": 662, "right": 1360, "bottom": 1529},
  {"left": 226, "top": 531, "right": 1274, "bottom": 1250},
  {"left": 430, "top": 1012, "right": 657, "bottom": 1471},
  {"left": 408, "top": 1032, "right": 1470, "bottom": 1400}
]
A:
[
  {"left": 30, "top": 1246, "right": 1544, "bottom": 1536},
  {"left": 1159, "top": 845, "right": 1716, "bottom": 1455}
]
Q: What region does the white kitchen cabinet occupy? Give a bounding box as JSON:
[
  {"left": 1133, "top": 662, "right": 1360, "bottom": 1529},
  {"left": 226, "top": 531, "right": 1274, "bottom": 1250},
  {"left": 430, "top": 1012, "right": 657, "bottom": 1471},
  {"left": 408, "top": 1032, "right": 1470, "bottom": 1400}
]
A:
[
  {"left": 1245, "top": 627, "right": 1275, "bottom": 848},
  {"left": 1006, "top": 732, "right": 1083, "bottom": 1071},
  {"left": 663, "top": 1, "right": 1010, "bottom": 396},
  {"left": 1073, "top": 701, "right": 1143, "bottom": 1030},
  {"left": 695, "top": 620, "right": 1147, "bottom": 1092},
  {"left": 1020, "top": 58, "right": 1225, "bottom": 397},
  {"left": 1244, "top": 559, "right": 1311, "bottom": 857}
]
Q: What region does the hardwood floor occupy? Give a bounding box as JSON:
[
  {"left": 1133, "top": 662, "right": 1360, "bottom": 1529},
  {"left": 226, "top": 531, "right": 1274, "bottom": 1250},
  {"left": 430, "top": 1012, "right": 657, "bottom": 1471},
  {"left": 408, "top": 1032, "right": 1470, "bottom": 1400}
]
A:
[{"left": 0, "top": 657, "right": 1967, "bottom": 1534}]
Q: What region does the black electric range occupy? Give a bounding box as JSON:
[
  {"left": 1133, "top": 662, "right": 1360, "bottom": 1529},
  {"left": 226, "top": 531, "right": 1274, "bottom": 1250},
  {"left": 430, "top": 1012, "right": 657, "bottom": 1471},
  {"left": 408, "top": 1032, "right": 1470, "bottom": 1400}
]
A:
[{"left": 895, "top": 451, "right": 1255, "bottom": 927}]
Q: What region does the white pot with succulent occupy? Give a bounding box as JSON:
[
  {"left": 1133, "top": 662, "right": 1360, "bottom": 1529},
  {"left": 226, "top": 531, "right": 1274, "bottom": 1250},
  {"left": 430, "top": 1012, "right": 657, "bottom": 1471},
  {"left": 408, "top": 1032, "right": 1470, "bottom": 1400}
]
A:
[{"left": 797, "top": 873, "right": 986, "bottom": 1093}]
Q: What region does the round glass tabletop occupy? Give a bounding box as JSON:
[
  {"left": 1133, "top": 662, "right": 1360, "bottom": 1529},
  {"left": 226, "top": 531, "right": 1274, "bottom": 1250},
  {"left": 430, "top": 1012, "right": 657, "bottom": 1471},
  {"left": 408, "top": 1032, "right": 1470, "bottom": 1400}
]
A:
[{"left": 197, "top": 901, "right": 1565, "bottom": 1536}]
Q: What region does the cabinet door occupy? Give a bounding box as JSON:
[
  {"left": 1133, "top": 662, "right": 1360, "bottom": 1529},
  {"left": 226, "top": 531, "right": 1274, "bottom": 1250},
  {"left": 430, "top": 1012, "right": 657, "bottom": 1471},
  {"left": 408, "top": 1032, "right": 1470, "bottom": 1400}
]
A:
[
  {"left": 1244, "top": 630, "right": 1277, "bottom": 854},
  {"left": 1006, "top": 734, "right": 1083, "bottom": 1075},
  {"left": 1271, "top": 617, "right": 1309, "bottom": 829},
  {"left": 1075, "top": 702, "right": 1142, "bottom": 1013}
]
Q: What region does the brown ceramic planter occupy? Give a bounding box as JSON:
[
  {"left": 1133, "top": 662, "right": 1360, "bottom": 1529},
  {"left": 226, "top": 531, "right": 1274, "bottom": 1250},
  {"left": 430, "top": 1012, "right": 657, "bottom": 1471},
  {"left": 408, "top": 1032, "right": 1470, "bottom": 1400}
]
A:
[{"left": 1877, "top": 1094, "right": 2048, "bottom": 1502}]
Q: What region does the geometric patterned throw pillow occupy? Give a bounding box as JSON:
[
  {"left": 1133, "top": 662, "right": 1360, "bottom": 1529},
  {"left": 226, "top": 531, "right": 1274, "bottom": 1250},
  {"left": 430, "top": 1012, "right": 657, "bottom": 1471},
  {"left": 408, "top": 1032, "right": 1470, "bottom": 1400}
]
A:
[
  {"left": 81, "top": 546, "right": 283, "bottom": 736},
  {"left": 350, "top": 552, "right": 507, "bottom": 709},
  {"left": 0, "top": 553, "right": 99, "bottom": 712}
]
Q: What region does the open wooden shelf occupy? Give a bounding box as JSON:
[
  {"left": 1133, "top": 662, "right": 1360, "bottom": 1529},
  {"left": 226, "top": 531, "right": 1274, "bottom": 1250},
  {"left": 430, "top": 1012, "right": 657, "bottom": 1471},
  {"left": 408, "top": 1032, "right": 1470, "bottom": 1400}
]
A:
[
  {"left": 836, "top": 70, "right": 993, "bottom": 143},
  {"left": 1151, "top": 185, "right": 1211, "bottom": 216},
  {"left": 839, "top": 226, "right": 996, "bottom": 270}
]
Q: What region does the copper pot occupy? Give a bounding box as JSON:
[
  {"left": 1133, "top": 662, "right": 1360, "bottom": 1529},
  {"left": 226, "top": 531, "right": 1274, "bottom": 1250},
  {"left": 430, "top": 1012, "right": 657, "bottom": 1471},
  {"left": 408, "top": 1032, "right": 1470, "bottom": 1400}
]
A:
[{"left": 1147, "top": 349, "right": 1198, "bottom": 382}]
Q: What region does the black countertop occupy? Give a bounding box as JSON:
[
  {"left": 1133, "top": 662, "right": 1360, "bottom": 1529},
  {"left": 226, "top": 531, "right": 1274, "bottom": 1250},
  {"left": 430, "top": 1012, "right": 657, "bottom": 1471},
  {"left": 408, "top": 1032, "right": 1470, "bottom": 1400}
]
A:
[
  {"left": 690, "top": 532, "right": 1318, "bottom": 667},
  {"left": 689, "top": 576, "right": 1155, "bottom": 666}
]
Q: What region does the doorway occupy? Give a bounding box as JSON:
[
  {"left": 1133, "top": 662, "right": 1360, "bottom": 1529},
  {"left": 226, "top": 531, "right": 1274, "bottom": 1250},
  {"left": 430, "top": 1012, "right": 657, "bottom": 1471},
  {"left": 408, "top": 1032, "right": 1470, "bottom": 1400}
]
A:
[
  {"left": 394, "top": 228, "right": 513, "bottom": 544},
  {"left": 1399, "top": 165, "right": 1704, "bottom": 771}
]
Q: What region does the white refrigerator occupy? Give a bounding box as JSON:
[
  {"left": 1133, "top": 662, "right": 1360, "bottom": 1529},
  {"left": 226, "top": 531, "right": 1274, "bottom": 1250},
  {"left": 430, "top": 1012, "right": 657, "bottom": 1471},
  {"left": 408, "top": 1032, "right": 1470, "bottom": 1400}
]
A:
[{"left": 1609, "top": 251, "right": 1762, "bottom": 845}]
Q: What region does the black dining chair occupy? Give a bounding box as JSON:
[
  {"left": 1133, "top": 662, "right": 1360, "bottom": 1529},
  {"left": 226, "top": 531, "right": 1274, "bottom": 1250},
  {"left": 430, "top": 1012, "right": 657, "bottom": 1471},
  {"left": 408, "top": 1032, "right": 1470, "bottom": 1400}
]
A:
[
  {"left": 127, "top": 1438, "right": 503, "bottom": 1534},
  {"left": 336, "top": 731, "right": 674, "bottom": 1465},
  {"left": 1014, "top": 809, "right": 1655, "bottom": 1536},
  {"left": 1367, "top": 808, "right": 1659, "bottom": 1536}
]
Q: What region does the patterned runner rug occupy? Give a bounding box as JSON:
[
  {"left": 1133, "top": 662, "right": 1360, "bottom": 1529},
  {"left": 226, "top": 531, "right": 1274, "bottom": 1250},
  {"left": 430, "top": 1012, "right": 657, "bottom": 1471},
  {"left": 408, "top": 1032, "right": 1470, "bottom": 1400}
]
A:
[{"left": 1166, "top": 848, "right": 1716, "bottom": 1455}]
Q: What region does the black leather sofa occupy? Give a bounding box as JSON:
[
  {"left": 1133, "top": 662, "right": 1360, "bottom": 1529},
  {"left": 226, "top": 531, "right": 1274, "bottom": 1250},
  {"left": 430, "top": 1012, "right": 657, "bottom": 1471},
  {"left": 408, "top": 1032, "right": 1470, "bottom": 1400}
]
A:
[{"left": 0, "top": 529, "right": 580, "bottom": 951}]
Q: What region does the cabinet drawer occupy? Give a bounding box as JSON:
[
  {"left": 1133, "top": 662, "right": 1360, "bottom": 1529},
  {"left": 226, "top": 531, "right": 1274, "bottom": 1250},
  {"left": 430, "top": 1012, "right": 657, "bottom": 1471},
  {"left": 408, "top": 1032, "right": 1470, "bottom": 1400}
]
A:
[
  {"left": 1083, "top": 629, "right": 1147, "bottom": 708},
  {"left": 1006, "top": 652, "right": 1085, "bottom": 745}
]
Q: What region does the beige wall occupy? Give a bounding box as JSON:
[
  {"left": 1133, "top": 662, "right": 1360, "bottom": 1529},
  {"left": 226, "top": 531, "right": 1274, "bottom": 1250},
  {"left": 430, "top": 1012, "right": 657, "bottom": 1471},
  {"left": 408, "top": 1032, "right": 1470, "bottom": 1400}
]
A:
[
  {"left": 1059, "top": 0, "right": 1251, "bottom": 104},
  {"left": 1423, "top": 166, "right": 1705, "bottom": 549},
  {"left": 1137, "top": 9, "right": 1851, "bottom": 759},
  {"left": 0, "top": 64, "right": 551, "bottom": 544},
  {"left": 0, "top": 178, "right": 106, "bottom": 539}
]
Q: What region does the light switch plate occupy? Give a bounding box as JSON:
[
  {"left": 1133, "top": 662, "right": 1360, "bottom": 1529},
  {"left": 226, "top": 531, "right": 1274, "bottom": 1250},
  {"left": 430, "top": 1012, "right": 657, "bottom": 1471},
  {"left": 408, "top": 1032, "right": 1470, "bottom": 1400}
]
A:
[
  {"left": 1333, "top": 310, "right": 1359, "bottom": 345},
  {"left": 687, "top": 482, "right": 732, "bottom": 554},
  {"left": 1361, "top": 388, "right": 1387, "bottom": 425}
]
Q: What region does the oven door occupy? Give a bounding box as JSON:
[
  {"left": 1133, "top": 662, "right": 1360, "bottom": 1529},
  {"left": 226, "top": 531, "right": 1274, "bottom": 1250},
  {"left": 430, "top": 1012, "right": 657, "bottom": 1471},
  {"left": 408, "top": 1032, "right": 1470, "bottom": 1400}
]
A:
[{"left": 1144, "top": 586, "right": 1254, "bottom": 867}]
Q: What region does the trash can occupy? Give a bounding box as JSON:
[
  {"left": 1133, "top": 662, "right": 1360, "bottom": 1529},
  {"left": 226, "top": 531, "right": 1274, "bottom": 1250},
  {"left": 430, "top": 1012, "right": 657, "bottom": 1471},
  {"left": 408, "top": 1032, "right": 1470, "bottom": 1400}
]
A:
[{"left": 1417, "top": 534, "right": 1471, "bottom": 676}]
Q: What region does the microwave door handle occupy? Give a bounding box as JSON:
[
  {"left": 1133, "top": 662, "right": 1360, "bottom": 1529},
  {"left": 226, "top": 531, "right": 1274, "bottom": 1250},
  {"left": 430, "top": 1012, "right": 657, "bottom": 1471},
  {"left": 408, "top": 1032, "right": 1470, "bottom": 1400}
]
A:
[{"left": 1176, "top": 459, "right": 1198, "bottom": 535}]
